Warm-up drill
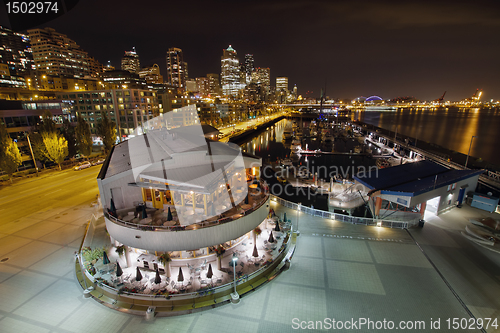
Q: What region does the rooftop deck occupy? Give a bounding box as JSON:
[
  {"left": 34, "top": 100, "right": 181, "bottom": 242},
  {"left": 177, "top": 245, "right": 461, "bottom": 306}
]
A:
[{"left": 105, "top": 181, "right": 269, "bottom": 232}]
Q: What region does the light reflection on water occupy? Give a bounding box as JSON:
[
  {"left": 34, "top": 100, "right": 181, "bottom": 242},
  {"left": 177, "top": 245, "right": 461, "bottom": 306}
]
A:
[{"left": 351, "top": 107, "right": 500, "bottom": 166}]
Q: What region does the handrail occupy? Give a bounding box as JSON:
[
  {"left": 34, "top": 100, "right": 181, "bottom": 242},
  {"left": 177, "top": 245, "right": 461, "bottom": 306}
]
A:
[
  {"left": 270, "top": 195, "right": 420, "bottom": 229},
  {"left": 80, "top": 231, "right": 291, "bottom": 301},
  {"left": 105, "top": 181, "right": 270, "bottom": 232}
]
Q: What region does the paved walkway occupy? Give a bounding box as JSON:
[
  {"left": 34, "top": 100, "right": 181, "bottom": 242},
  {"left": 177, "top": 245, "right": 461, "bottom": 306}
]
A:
[{"left": 1, "top": 190, "right": 498, "bottom": 332}]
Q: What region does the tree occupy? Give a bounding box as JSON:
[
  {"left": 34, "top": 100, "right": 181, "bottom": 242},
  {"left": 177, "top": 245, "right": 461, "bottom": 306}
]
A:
[
  {"left": 61, "top": 118, "right": 77, "bottom": 158},
  {"left": 29, "top": 110, "right": 57, "bottom": 168},
  {"left": 96, "top": 111, "right": 116, "bottom": 153},
  {"left": 28, "top": 131, "right": 50, "bottom": 168},
  {"left": 42, "top": 132, "right": 68, "bottom": 170},
  {"left": 39, "top": 110, "right": 57, "bottom": 133},
  {"left": 0, "top": 122, "right": 9, "bottom": 162},
  {"left": 75, "top": 115, "right": 93, "bottom": 158},
  {"left": 0, "top": 123, "right": 22, "bottom": 183}
]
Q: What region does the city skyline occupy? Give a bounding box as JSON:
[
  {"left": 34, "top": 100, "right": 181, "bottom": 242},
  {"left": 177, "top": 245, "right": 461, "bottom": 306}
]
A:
[{"left": 1, "top": 0, "right": 500, "bottom": 101}]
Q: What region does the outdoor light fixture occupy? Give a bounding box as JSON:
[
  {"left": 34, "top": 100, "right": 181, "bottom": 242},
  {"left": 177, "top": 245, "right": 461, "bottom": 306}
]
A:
[{"left": 231, "top": 253, "right": 240, "bottom": 303}]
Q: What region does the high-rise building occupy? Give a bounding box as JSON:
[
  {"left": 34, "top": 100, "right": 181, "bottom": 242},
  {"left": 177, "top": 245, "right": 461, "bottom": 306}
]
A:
[
  {"left": 276, "top": 77, "right": 288, "bottom": 92},
  {"left": 0, "top": 26, "right": 35, "bottom": 80},
  {"left": 256, "top": 68, "right": 270, "bottom": 90},
  {"left": 221, "top": 45, "right": 244, "bottom": 97},
  {"left": 185, "top": 79, "right": 197, "bottom": 92},
  {"left": 207, "top": 73, "right": 220, "bottom": 96},
  {"left": 138, "top": 64, "right": 163, "bottom": 84},
  {"left": 244, "top": 54, "right": 254, "bottom": 84},
  {"left": 27, "top": 27, "right": 103, "bottom": 78},
  {"left": 121, "top": 48, "right": 140, "bottom": 74},
  {"left": 196, "top": 77, "right": 209, "bottom": 96},
  {"left": 183, "top": 61, "right": 188, "bottom": 80},
  {"left": 166, "top": 47, "right": 186, "bottom": 88}
]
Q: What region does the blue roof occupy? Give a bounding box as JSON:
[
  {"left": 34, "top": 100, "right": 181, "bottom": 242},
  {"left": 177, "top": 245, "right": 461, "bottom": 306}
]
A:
[{"left": 355, "top": 160, "right": 484, "bottom": 197}]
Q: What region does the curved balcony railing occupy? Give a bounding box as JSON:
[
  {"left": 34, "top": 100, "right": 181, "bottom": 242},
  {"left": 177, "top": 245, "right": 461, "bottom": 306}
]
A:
[{"left": 104, "top": 180, "right": 269, "bottom": 232}]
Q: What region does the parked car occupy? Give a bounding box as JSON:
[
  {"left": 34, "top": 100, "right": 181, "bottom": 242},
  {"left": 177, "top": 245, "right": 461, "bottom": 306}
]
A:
[
  {"left": 74, "top": 161, "right": 92, "bottom": 171},
  {"left": 92, "top": 159, "right": 105, "bottom": 166}
]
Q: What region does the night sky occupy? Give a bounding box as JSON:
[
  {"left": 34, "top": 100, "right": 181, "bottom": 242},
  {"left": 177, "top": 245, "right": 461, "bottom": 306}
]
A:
[{"left": 1, "top": 0, "right": 500, "bottom": 101}]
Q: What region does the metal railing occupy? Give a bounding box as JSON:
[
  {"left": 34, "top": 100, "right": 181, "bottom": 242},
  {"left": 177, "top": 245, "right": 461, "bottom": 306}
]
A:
[
  {"left": 105, "top": 182, "right": 270, "bottom": 232},
  {"left": 271, "top": 195, "right": 420, "bottom": 229},
  {"left": 77, "top": 213, "right": 292, "bottom": 302}
]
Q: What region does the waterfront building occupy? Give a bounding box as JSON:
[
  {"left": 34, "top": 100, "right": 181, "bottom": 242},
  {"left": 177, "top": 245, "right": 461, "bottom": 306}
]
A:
[
  {"left": 166, "top": 47, "right": 186, "bottom": 89},
  {"left": 354, "top": 160, "right": 483, "bottom": 220},
  {"left": 121, "top": 49, "right": 140, "bottom": 74},
  {"left": 27, "top": 27, "right": 103, "bottom": 78},
  {"left": 97, "top": 110, "right": 268, "bottom": 266},
  {"left": 221, "top": 45, "right": 244, "bottom": 97},
  {"left": 138, "top": 64, "right": 163, "bottom": 84}
]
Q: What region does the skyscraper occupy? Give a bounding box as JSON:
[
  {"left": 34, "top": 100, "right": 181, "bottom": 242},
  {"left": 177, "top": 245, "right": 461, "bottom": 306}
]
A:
[
  {"left": 207, "top": 73, "right": 221, "bottom": 96},
  {"left": 121, "top": 48, "right": 140, "bottom": 73},
  {"left": 276, "top": 77, "right": 288, "bottom": 92},
  {"left": 244, "top": 54, "right": 254, "bottom": 84},
  {"left": 276, "top": 77, "right": 288, "bottom": 103},
  {"left": 27, "top": 27, "right": 103, "bottom": 78},
  {"left": 221, "top": 45, "right": 244, "bottom": 97},
  {"left": 166, "top": 47, "right": 186, "bottom": 88}
]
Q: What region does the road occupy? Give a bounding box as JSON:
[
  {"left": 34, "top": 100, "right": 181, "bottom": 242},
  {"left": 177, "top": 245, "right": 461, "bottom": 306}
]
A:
[
  {"left": 218, "top": 112, "right": 286, "bottom": 142},
  {"left": 0, "top": 166, "right": 100, "bottom": 224}
]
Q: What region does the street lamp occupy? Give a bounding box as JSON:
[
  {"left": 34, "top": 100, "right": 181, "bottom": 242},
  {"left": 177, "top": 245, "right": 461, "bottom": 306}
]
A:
[
  {"left": 465, "top": 136, "right": 477, "bottom": 169},
  {"left": 26, "top": 134, "right": 39, "bottom": 177},
  {"left": 296, "top": 202, "right": 301, "bottom": 236},
  {"left": 230, "top": 253, "right": 240, "bottom": 303}
]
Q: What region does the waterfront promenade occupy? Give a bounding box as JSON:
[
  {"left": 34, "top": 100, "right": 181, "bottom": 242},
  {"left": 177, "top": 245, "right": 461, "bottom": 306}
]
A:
[{"left": 1, "top": 167, "right": 498, "bottom": 332}]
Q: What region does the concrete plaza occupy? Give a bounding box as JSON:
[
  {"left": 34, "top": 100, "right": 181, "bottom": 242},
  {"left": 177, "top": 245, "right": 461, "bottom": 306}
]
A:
[{"left": 0, "top": 168, "right": 498, "bottom": 332}]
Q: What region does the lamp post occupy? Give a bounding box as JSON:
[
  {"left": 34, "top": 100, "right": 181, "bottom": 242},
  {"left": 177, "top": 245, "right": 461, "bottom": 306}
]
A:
[
  {"left": 296, "top": 202, "right": 301, "bottom": 236},
  {"left": 230, "top": 253, "right": 239, "bottom": 303},
  {"left": 26, "top": 134, "right": 39, "bottom": 177},
  {"left": 465, "top": 136, "right": 477, "bottom": 169}
]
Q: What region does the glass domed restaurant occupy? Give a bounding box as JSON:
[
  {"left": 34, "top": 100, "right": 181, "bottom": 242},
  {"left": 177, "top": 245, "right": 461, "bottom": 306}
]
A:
[{"left": 77, "top": 107, "right": 293, "bottom": 315}]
